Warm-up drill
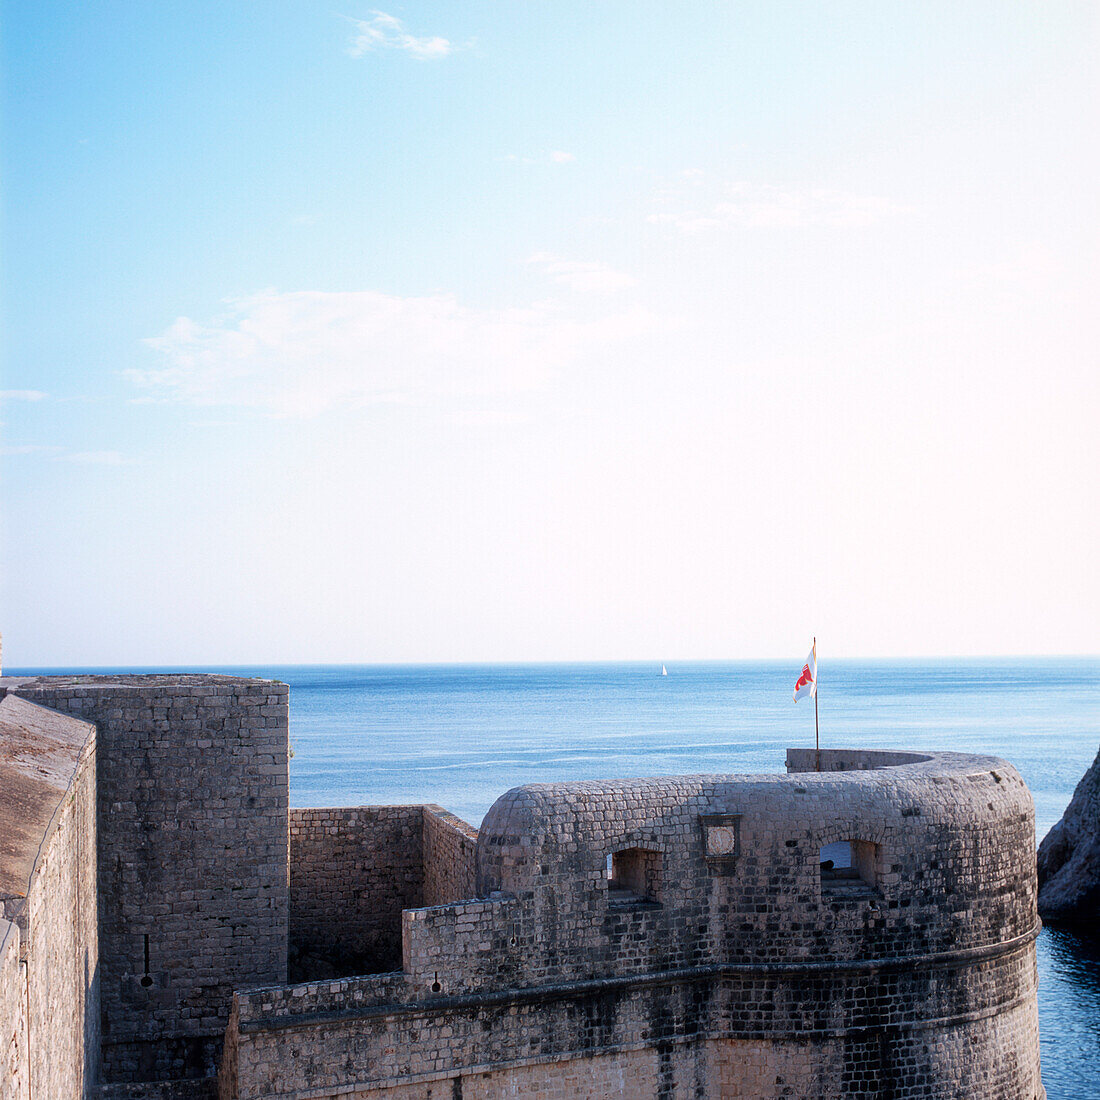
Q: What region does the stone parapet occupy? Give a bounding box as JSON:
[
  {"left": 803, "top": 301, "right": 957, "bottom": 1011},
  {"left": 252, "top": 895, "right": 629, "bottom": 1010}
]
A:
[{"left": 0, "top": 693, "right": 99, "bottom": 1100}]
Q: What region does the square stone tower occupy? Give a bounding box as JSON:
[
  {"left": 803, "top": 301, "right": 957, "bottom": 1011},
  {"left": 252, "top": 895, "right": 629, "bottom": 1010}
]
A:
[{"left": 5, "top": 674, "right": 288, "bottom": 1085}]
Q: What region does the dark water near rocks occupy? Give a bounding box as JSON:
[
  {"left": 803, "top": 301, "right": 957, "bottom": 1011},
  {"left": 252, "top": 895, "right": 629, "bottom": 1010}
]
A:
[{"left": 18, "top": 657, "right": 1099, "bottom": 1095}]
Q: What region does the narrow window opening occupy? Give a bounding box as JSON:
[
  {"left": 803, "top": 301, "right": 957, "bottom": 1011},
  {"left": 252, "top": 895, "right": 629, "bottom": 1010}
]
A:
[
  {"left": 140, "top": 934, "right": 153, "bottom": 988},
  {"left": 820, "top": 840, "right": 879, "bottom": 897},
  {"left": 607, "top": 847, "right": 662, "bottom": 907}
]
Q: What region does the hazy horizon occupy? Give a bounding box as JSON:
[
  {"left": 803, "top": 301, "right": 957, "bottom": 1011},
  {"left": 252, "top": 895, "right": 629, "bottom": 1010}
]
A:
[{"left": 5, "top": 653, "right": 1099, "bottom": 674}]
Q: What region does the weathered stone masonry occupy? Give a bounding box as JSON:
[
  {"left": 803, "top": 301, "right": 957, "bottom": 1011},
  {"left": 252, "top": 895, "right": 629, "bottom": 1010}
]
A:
[
  {"left": 10, "top": 676, "right": 289, "bottom": 1088},
  {"left": 0, "top": 674, "right": 288, "bottom": 1097},
  {"left": 289, "top": 803, "right": 478, "bottom": 981},
  {"left": 290, "top": 806, "right": 423, "bottom": 979},
  {"left": 0, "top": 692, "right": 99, "bottom": 1100},
  {"left": 0, "top": 668, "right": 1045, "bottom": 1099},
  {"left": 224, "top": 748, "right": 1044, "bottom": 1100}
]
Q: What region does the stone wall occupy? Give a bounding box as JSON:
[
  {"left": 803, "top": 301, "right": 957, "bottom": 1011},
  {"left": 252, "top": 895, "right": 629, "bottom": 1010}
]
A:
[
  {"left": 0, "top": 920, "right": 26, "bottom": 1100},
  {"left": 287, "top": 803, "right": 479, "bottom": 981},
  {"left": 289, "top": 806, "right": 424, "bottom": 979},
  {"left": 0, "top": 693, "right": 99, "bottom": 1100},
  {"left": 5, "top": 675, "right": 289, "bottom": 1086},
  {"left": 224, "top": 750, "right": 1044, "bottom": 1100},
  {"left": 24, "top": 729, "right": 99, "bottom": 1098},
  {"left": 0, "top": 673, "right": 1044, "bottom": 1100},
  {"left": 100, "top": 1080, "right": 219, "bottom": 1100},
  {"left": 355, "top": 1047, "right": 691, "bottom": 1099},
  {"left": 787, "top": 747, "right": 934, "bottom": 772},
  {"left": 402, "top": 895, "right": 525, "bottom": 994},
  {"left": 224, "top": 931, "right": 1043, "bottom": 1098},
  {"left": 473, "top": 753, "right": 1038, "bottom": 980},
  {"left": 705, "top": 998, "right": 1044, "bottom": 1100},
  {"left": 421, "top": 805, "right": 478, "bottom": 907}
]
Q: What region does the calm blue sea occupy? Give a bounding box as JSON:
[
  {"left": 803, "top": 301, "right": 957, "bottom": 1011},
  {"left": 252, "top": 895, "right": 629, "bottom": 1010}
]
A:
[{"left": 14, "top": 658, "right": 1099, "bottom": 1097}]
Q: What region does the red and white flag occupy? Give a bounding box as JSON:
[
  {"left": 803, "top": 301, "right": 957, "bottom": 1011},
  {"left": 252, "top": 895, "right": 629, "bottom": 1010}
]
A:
[{"left": 793, "top": 643, "right": 817, "bottom": 702}]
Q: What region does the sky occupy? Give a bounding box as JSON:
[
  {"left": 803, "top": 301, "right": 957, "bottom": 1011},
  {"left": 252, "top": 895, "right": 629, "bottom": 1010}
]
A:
[{"left": 1, "top": 2, "right": 1098, "bottom": 666}]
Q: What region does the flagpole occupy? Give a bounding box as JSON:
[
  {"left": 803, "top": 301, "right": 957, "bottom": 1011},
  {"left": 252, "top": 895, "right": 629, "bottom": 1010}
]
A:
[{"left": 814, "top": 637, "right": 820, "bottom": 772}]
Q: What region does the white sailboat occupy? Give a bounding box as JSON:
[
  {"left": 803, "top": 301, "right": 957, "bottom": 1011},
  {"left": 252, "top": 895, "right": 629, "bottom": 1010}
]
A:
[{"left": 661, "top": 664, "right": 667, "bottom": 676}]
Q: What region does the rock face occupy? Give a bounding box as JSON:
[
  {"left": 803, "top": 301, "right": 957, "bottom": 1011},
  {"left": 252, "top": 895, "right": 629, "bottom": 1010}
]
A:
[{"left": 1038, "top": 744, "right": 1100, "bottom": 922}]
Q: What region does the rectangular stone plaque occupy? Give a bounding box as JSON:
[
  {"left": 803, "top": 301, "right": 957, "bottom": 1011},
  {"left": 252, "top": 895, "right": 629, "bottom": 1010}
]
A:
[{"left": 699, "top": 813, "right": 740, "bottom": 872}]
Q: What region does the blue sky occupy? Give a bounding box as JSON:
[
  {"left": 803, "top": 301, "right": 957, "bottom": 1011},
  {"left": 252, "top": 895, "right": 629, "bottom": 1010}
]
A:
[{"left": 2, "top": 3, "right": 1097, "bottom": 665}]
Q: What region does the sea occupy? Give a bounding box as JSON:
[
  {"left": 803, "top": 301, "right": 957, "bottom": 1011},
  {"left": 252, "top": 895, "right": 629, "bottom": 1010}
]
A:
[{"left": 12, "top": 657, "right": 1099, "bottom": 1098}]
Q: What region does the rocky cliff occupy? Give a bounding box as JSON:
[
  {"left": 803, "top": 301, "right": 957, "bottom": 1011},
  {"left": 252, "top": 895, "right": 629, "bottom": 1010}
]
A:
[{"left": 1037, "top": 744, "right": 1100, "bottom": 922}]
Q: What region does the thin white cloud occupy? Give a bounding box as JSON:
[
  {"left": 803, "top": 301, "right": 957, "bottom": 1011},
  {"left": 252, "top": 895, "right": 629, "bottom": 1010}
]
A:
[
  {"left": 650, "top": 179, "right": 907, "bottom": 233},
  {"left": 0, "top": 444, "right": 59, "bottom": 456},
  {"left": 347, "top": 11, "right": 456, "bottom": 60},
  {"left": 449, "top": 409, "right": 531, "bottom": 427},
  {"left": 502, "top": 150, "right": 576, "bottom": 167},
  {"left": 0, "top": 390, "right": 48, "bottom": 401},
  {"left": 527, "top": 253, "right": 637, "bottom": 294},
  {"left": 132, "top": 288, "right": 655, "bottom": 418},
  {"left": 3, "top": 445, "right": 127, "bottom": 463},
  {"left": 62, "top": 450, "right": 127, "bottom": 465}
]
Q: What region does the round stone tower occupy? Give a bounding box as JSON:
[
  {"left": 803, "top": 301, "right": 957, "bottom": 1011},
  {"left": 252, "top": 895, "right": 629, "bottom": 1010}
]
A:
[{"left": 473, "top": 748, "right": 1044, "bottom": 1099}]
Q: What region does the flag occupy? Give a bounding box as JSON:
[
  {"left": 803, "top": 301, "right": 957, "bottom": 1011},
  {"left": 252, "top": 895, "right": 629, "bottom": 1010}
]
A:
[{"left": 793, "top": 644, "right": 816, "bottom": 702}]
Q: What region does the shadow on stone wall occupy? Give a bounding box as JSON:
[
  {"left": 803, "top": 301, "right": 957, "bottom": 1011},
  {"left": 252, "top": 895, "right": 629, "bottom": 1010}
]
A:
[
  {"left": 287, "top": 941, "right": 400, "bottom": 983},
  {"left": 287, "top": 804, "right": 479, "bottom": 983}
]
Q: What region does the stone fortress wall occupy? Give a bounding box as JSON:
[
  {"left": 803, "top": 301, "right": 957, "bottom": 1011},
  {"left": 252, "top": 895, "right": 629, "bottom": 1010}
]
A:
[
  {"left": 3, "top": 676, "right": 289, "bottom": 1089},
  {"left": 0, "top": 693, "right": 99, "bottom": 1100},
  {"left": 288, "top": 804, "right": 477, "bottom": 980},
  {"left": 0, "top": 669, "right": 1045, "bottom": 1100},
  {"left": 226, "top": 748, "right": 1043, "bottom": 1100}
]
